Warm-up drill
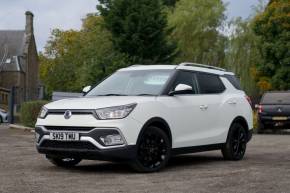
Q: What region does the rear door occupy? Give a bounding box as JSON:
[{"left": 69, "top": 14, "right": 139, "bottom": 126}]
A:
[
  {"left": 195, "top": 72, "right": 226, "bottom": 144},
  {"left": 159, "top": 71, "right": 226, "bottom": 148}
]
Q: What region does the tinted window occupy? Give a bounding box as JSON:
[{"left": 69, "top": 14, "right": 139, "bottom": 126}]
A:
[
  {"left": 197, "top": 73, "right": 225, "bottom": 94},
  {"left": 261, "top": 92, "right": 290, "bottom": 104},
  {"left": 224, "top": 74, "right": 242, "bottom": 90},
  {"left": 171, "top": 71, "right": 197, "bottom": 94}
]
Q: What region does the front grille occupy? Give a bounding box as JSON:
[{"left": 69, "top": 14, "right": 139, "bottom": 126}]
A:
[
  {"left": 45, "top": 126, "right": 95, "bottom": 132},
  {"left": 41, "top": 140, "right": 97, "bottom": 150},
  {"left": 47, "top": 110, "right": 94, "bottom": 115}
]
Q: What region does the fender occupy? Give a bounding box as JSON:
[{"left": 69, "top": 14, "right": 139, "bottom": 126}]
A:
[
  {"left": 136, "top": 117, "right": 172, "bottom": 145},
  {"left": 228, "top": 116, "right": 251, "bottom": 141}
]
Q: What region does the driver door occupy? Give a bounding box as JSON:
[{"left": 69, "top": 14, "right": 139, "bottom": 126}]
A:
[{"left": 159, "top": 70, "right": 209, "bottom": 148}]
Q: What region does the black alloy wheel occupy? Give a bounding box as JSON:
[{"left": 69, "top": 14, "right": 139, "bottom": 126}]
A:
[
  {"left": 131, "top": 126, "right": 171, "bottom": 172},
  {"left": 222, "top": 123, "right": 247, "bottom": 160}
]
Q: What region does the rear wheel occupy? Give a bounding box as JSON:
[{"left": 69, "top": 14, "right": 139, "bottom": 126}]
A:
[
  {"left": 222, "top": 123, "right": 247, "bottom": 161},
  {"left": 0, "top": 116, "right": 2, "bottom": 123},
  {"left": 131, "top": 126, "right": 171, "bottom": 172},
  {"left": 47, "top": 156, "right": 82, "bottom": 167}
]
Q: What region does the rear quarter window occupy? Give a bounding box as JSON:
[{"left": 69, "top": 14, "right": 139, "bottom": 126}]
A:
[
  {"left": 224, "top": 74, "right": 242, "bottom": 90},
  {"left": 261, "top": 92, "right": 290, "bottom": 104},
  {"left": 196, "top": 73, "right": 225, "bottom": 94}
]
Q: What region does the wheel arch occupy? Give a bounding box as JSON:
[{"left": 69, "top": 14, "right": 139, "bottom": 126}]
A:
[
  {"left": 229, "top": 116, "right": 251, "bottom": 141},
  {"left": 137, "top": 117, "right": 172, "bottom": 145},
  {"left": 231, "top": 116, "right": 249, "bottom": 131}
]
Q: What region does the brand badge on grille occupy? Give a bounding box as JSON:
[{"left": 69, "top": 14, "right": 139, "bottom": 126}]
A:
[{"left": 64, "top": 110, "right": 72, "bottom": 119}]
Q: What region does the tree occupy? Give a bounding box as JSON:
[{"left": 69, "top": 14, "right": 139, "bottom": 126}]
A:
[
  {"left": 253, "top": 0, "right": 290, "bottom": 90},
  {"left": 97, "top": 0, "right": 177, "bottom": 64},
  {"left": 168, "top": 0, "right": 227, "bottom": 66},
  {"left": 77, "top": 15, "right": 129, "bottom": 87},
  {"left": 225, "top": 18, "right": 262, "bottom": 96},
  {"left": 39, "top": 15, "right": 129, "bottom": 96},
  {"left": 39, "top": 29, "right": 83, "bottom": 95},
  {"left": 162, "top": 0, "right": 178, "bottom": 7}
]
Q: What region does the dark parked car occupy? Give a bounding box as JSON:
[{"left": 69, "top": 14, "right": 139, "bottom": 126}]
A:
[{"left": 257, "top": 91, "right": 290, "bottom": 133}]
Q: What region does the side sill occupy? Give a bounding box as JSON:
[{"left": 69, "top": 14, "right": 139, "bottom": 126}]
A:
[{"left": 172, "top": 143, "right": 224, "bottom": 156}]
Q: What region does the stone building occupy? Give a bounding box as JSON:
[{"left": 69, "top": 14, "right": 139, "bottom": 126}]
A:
[{"left": 0, "top": 11, "right": 39, "bottom": 106}]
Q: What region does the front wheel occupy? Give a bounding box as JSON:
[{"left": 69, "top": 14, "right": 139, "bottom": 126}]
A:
[
  {"left": 222, "top": 123, "right": 247, "bottom": 161},
  {"left": 47, "top": 156, "right": 82, "bottom": 167},
  {"left": 130, "top": 126, "right": 171, "bottom": 172}
]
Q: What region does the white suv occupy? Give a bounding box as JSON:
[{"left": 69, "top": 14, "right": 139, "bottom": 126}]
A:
[{"left": 35, "top": 63, "right": 253, "bottom": 172}]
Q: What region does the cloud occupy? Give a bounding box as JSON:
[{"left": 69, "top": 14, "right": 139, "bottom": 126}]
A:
[
  {"left": 0, "top": 0, "right": 265, "bottom": 51},
  {"left": 0, "top": 0, "right": 97, "bottom": 51},
  {"left": 223, "top": 0, "right": 268, "bottom": 20}
]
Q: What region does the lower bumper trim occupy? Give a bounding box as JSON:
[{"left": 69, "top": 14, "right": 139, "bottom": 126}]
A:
[{"left": 37, "top": 145, "right": 137, "bottom": 161}]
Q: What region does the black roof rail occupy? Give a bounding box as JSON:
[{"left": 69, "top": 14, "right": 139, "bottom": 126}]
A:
[{"left": 179, "top": 62, "right": 226, "bottom": 72}]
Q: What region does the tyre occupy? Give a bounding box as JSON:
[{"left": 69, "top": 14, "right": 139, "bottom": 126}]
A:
[
  {"left": 47, "top": 156, "right": 82, "bottom": 167},
  {"left": 0, "top": 116, "right": 2, "bottom": 123},
  {"left": 257, "top": 121, "right": 265, "bottom": 134},
  {"left": 131, "top": 126, "right": 171, "bottom": 172},
  {"left": 222, "top": 123, "right": 247, "bottom": 161}
]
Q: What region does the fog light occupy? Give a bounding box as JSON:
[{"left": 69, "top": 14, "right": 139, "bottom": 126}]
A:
[
  {"left": 35, "top": 132, "right": 40, "bottom": 143},
  {"left": 100, "top": 135, "right": 124, "bottom": 146}
]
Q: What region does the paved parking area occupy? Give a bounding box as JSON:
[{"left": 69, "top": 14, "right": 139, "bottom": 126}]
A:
[{"left": 0, "top": 124, "right": 290, "bottom": 193}]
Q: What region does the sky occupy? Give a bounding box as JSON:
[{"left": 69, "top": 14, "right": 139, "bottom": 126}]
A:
[{"left": 0, "top": 0, "right": 264, "bottom": 52}]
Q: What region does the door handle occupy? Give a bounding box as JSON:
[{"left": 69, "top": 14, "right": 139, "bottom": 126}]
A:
[{"left": 199, "top": 105, "right": 208, "bottom": 110}]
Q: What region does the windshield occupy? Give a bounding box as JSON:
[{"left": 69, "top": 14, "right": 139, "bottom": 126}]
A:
[
  {"left": 261, "top": 92, "right": 290, "bottom": 104},
  {"left": 86, "top": 70, "right": 174, "bottom": 96}
]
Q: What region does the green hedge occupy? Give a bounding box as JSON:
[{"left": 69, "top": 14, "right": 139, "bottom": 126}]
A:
[{"left": 20, "top": 100, "right": 48, "bottom": 127}]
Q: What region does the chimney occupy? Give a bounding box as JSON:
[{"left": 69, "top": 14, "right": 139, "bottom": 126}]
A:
[{"left": 25, "top": 11, "right": 34, "bottom": 35}]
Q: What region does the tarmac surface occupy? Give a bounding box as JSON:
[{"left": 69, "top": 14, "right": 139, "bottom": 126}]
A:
[{"left": 0, "top": 124, "right": 290, "bottom": 193}]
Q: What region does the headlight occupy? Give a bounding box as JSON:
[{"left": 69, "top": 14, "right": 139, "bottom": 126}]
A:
[
  {"left": 38, "top": 107, "right": 48, "bottom": 119},
  {"left": 95, "top": 103, "right": 137, "bottom": 120},
  {"left": 0, "top": 109, "right": 6, "bottom": 113}
]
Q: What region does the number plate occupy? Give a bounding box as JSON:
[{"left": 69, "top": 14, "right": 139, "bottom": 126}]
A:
[
  {"left": 272, "top": 116, "right": 287, "bottom": 121},
  {"left": 49, "top": 132, "right": 80, "bottom": 141}
]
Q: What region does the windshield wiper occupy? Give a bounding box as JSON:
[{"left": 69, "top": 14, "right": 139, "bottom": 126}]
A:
[
  {"left": 136, "top": 94, "right": 156, "bottom": 96},
  {"left": 98, "top": 94, "right": 128, "bottom": 96}
]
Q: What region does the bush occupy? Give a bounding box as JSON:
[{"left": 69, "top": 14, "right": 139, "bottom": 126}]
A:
[
  {"left": 20, "top": 100, "right": 48, "bottom": 127},
  {"left": 253, "top": 110, "right": 258, "bottom": 133}
]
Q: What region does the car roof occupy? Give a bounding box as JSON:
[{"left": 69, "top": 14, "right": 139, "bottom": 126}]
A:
[
  {"left": 119, "top": 65, "right": 177, "bottom": 71},
  {"left": 119, "top": 63, "right": 234, "bottom": 76}
]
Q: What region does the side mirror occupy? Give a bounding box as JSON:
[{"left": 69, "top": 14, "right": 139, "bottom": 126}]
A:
[
  {"left": 169, "top": 84, "right": 193, "bottom": 96},
  {"left": 82, "top": 85, "right": 91, "bottom": 95}
]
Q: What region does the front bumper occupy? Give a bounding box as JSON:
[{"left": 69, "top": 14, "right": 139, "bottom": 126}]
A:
[
  {"left": 258, "top": 115, "right": 290, "bottom": 129},
  {"left": 35, "top": 126, "right": 137, "bottom": 161},
  {"left": 37, "top": 144, "right": 137, "bottom": 161},
  {"left": 1, "top": 114, "right": 8, "bottom": 123}
]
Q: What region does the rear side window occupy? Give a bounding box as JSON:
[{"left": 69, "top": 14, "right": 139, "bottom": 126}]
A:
[
  {"left": 261, "top": 92, "right": 290, "bottom": 104},
  {"left": 196, "top": 73, "right": 225, "bottom": 94},
  {"left": 224, "top": 74, "right": 242, "bottom": 90}
]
